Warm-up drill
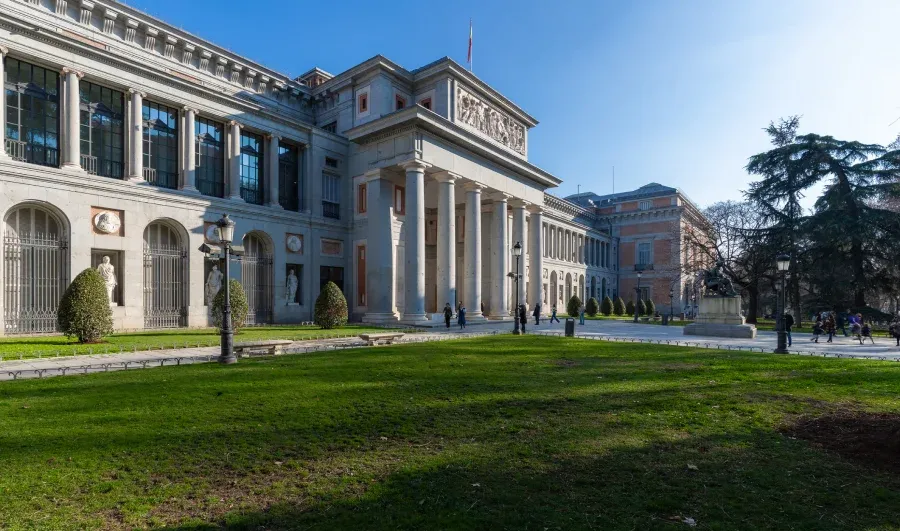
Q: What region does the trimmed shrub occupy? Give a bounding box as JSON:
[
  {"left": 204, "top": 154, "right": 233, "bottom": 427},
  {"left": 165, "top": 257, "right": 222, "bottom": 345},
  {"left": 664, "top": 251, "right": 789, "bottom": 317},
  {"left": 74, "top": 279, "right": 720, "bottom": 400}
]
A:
[
  {"left": 601, "top": 296, "right": 614, "bottom": 316},
  {"left": 637, "top": 299, "right": 647, "bottom": 316},
  {"left": 645, "top": 299, "right": 656, "bottom": 316},
  {"left": 315, "top": 281, "right": 348, "bottom": 329},
  {"left": 57, "top": 268, "right": 113, "bottom": 343},
  {"left": 566, "top": 295, "right": 582, "bottom": 318},
  {"left": 585, "top": 297, "right": 599, "bottom": 317},
  {"left": 212, "top": 279, "right": 249, "bottom": 332},
  {"left": 625, "top": 300, "right": 635, "bottom": 316},
  {"left": 613, "top": 297, "right": 626, "bottom": 316}
]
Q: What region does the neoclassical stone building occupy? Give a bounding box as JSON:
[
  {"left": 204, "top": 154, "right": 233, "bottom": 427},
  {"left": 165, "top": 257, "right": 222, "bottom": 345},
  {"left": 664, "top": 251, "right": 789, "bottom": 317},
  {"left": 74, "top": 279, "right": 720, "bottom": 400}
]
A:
[{"left": 0, "top": 0, "right": 630, "bottom": 334}]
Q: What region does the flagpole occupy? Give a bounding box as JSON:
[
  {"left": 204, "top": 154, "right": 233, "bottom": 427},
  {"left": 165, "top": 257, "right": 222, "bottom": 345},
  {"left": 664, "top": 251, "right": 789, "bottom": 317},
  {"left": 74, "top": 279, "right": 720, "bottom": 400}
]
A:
[{"left": 468, "top": 18, "right": 473, "bottom": 72}]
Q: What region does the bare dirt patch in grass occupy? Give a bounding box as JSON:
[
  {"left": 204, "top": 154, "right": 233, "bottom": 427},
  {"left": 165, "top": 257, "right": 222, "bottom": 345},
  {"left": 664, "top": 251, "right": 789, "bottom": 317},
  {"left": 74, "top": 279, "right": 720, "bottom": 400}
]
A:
[
  {"left": 783, "top": 410, "right": 900, "bottom": 475},
  {"left": 553, "top": 359, "right": 580, "bottom": 368}
]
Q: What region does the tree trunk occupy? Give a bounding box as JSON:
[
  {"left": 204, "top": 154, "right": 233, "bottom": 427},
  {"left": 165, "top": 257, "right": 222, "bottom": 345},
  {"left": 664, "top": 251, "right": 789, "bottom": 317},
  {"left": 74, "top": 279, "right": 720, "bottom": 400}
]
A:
[{"left": 746, "top": 285, "right": 759, "bottom": 324}]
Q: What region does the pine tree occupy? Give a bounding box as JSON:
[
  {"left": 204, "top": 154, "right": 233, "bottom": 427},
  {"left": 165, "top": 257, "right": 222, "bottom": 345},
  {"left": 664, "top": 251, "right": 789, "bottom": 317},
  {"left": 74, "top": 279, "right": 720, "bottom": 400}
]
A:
[
  {"left": 625, "top": 300, "right": 635, "bottom": 316},
  {"left": 645, "top": 299, "right": 656, "bottom": 316},
  {"left": 613, "top": 297, "right": 626, "bottom": 316},
  {"left": 637, "top": 299, "right": 647, "bottom": 316}
]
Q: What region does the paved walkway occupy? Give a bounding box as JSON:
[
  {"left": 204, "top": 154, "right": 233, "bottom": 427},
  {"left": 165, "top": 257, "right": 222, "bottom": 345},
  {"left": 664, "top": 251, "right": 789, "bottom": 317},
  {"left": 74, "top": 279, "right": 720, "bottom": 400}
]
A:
[{"left": 3, "top": 319, "right": 897, "bottom": 381}]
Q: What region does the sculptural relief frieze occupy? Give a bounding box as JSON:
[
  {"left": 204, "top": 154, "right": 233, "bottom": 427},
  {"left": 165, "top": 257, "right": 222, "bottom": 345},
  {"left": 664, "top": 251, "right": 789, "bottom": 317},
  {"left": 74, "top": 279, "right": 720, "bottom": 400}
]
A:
[{"left": 456, "top": 87, "right": 526, "bottom": 155}]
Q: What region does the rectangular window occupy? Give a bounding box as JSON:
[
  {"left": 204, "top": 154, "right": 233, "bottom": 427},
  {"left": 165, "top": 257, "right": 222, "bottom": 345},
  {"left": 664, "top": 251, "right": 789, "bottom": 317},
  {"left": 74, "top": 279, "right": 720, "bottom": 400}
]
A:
[
  {"left": 395, "top": 95, "right": 406, "bottom": 110},
  {"left": 639, "top": 287, "right": 649, "bottom": 301},
  {"left": 278, "top": 143, "right": 299, "bottom": 211},
  {"left": 419, "top": 98, "right": 432, "bottom": 110},
  {"left": 325, "top": 157, "right": 339, "bottom": 168},
  {"left": 320, "top": 265, "right": 344, "bottom": 293},
  {"left": 322, "top": 121, "right": 337, "bottom": 133},
  {"left": 357, "top": 246, "right": 366, "bottom": 307},
  {"left": 357, "top": 182, "right": 367, "bottom": 214},
  {"left": 79, "top": 80, "right": 124, "bottom": 178},
  {"left": 142, "top": 100, "right": 179, "bottom": 189},
  {"left": 638, "top": 242, "right": 652, "bottom": 266},
  {"left": 322, "top": 172, "right": 340, "bottom": 219},
  {"left": 4, "top": 58, "right": 60, "bottom": 167},
  {"left": 394, "top": 185, "right": 405, "bottom": 215},
  {"left": 239, "top": 131, "right": 263, "bottom": 205},
  {"left": 195, "top": 117, "right": 225, "bottom": 198},
  {"left": 358, "top": 93, "right": 368, "bottom": 113},
  {"left": 638, "top": 200, "right": 651, "bottom": 211}
]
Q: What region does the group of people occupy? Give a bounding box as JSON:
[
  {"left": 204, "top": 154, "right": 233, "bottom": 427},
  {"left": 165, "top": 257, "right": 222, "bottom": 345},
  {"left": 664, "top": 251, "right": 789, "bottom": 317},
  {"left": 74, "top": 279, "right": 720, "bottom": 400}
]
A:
[
  {"left": 441, "top": 302, "right": 572, "bottom": 331},
  {"left": 783, "top": 310, "right": 900, "bottom": 346}
]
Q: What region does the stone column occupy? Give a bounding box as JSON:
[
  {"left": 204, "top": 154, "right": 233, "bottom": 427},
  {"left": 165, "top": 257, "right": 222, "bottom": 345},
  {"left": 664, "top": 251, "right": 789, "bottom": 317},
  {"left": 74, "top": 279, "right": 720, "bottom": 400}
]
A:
[
  {"left": 181, "top": 108, "right": 199, "bottom": 192},
  {"left": 228, "top": 121, "right": 243, "bottom": 200},
  {"left": 127, "top": 89, "right": 144, "bottom": 181},
  {"left": 464, "top": 182, "right": 485, "bottom": 318},
  {"left": 529, "top": 206, "right": 544, "bottom": 314},
  {"left": 434, "top": 171, "right": 458, "bottom": 312},
  {"left": 489, "top": 192, "right": 510, "bottom": 318},
  {"left": 363, "top": 169, "right": 398, "bottom": 322},
  {"left": 400, "top": 160, "right": 430, "bottom": 321},
  {"left": 511, "top": 200, "right": 528, "bottom": 309},
  {"left": 266, "top": 134, "right": 282, "bottom": 208},
  {"left": 0, "top": 47, "right": 7, "bottom": 158},
  {"left": 61, "top": 68, "right": 84, "bottom": 170}
]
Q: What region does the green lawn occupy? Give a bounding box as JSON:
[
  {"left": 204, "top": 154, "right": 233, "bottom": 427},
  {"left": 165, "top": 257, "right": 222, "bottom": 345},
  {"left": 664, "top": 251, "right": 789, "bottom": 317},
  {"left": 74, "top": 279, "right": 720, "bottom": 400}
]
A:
[
  {"left": 0, "top": 325, "right": 387, "bottom": 360},
  {"left": 2, "top": 336, "right": 899, "bottom": 530}
]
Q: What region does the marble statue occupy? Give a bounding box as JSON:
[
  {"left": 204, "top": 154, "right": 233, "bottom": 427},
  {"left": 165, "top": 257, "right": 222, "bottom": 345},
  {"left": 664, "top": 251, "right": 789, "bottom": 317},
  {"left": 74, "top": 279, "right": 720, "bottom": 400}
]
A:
[
  {"left": 96, "top": 256, "right": 117, "bottom": 304},
  {"left": 286, "top": 268, "right": 298, "bottom": 303},
  {"left": 205, "top": 264, "right": 223, "bottom": 305}
]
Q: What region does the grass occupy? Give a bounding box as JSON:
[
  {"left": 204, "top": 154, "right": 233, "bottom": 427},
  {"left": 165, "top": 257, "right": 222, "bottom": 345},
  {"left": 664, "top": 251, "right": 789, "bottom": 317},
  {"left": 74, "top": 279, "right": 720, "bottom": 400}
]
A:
[
  {"left": 1, "top": 336, "right": 900, "bottom": 530},
  {"left": 0, "top": 325, "right": 387, "bottom": 360}
]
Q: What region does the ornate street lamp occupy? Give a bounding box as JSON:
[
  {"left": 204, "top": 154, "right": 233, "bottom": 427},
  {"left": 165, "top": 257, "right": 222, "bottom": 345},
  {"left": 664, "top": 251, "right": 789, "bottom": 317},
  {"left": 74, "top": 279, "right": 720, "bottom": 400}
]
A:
[
  {"left": 633, "top": 270, "right": 642, "bottom": 323},
  {"left": 512, "top": 241, "right": 523, "bottom": 335},
  {"left": 775, "top": 253, "right": 791, "bottom": 354},
  {"left": 216, "top": 214, "right": 237, "bottom": 364}
]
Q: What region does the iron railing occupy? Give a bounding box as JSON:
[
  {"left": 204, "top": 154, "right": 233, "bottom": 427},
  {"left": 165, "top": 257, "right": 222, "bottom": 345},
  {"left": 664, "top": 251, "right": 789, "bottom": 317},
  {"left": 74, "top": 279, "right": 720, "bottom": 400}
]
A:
[
  {"left": 143, "top": 243, "right": 187, "bottom": 329},
  {"left": 80, "top": 154, "right": 98, "bottom": 175},
  {"left": 241, "top": 254, "right": 273, "bottom": 325},
  {"left": 4, "top": 232, "right": 68, "bottom": 334},
  {"left": 142, "top": 167, "right": 157, "bottom": 182},
  {"left": 5, "top": 139, "right": 26, "bottom": 162},
  {"left": 322, "top": 200, "right": 340, "bottom": 220}
]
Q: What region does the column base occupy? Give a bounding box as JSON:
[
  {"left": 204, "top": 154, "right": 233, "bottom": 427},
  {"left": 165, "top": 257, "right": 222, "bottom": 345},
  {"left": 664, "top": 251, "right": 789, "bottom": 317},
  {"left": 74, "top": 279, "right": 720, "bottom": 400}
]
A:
[
  {"left": 487, "top": 314, "right": 514, "bottom": 321},
  {"left": 362, "top": 312, "right": 400, "bottom": 324},
  {"left": 60, "top": 163, "right": 85, "bottom": 173},
  {"left": 265, "top": 202, "right": 284, "bottom": 209},
  {"left": 180, "top": 186, "right": 201, "bottom": 194},
  {"left": 228, "top": 194, "right": 245, "bottom": 202},
  {"left": 400, "top": 313, "right": 429, "bottom": 325}
]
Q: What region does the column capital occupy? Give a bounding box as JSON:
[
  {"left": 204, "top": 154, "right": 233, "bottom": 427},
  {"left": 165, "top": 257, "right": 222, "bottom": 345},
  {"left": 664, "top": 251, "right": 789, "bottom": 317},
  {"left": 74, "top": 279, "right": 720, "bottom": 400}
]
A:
[
  {"left": 182, "top": 106, "right": 199, "bottom": 114},
  {"left": 128, "top": 88, "right": 146, "bottom": 98},
  {"left": 462, "top": 181, "right": 487, "bottom": 193},
  {"left": 399, "top": 159, "right": 431, "bottom": 173},
  {"left": 265, "top": 133, "right": 281, "bottom": 142},
  {"left": 510, "top": 198, "right": 531, "bottom": 209},
  {"left": 0, "top": 46, "right": 8, "bottom": 57},
  {"left": 489, "top": 191, "right": 512, "bottom": 202},
  {"left": 364, "top": 168, "right": 384, "bottom": 182},
  {"left": 432, "top": 170, "right": 461, "bottom": 183},
  {"left": 228, "top": 120, "right": 241, "bottom": 129},
  {"left": 61, "top": 67, "right": 84, "bottom": 79}
]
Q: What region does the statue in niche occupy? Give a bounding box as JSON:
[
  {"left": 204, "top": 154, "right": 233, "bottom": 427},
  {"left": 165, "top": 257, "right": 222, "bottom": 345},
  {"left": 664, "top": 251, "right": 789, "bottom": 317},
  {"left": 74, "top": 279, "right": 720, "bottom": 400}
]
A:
[
  {"left": 286, "top": 268, "right": 298, "bottom": 304},
  {"left": 96, "top": 256, "right": 117, "bottom": 304},
  {"left": 205, "top": 264, "right": 223, "bottom": 306}
]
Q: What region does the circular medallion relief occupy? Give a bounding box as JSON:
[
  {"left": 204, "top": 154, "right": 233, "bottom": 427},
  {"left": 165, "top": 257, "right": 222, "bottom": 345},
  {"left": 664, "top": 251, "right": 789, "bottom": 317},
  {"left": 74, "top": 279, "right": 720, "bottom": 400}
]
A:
[
  {"left": 286, "top": 234, "right": 302, "bottom": 253},
  {"left": 205, "top": 224, "right": 220, "bottom": 243},
  {"left": 93, "top": 211, "right": 121, "bottom": 234}
]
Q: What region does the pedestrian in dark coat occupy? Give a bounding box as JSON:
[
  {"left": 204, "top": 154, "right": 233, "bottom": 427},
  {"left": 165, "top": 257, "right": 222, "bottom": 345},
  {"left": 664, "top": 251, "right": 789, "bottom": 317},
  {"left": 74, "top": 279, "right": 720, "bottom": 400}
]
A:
[
  {"left": 443, "top": 303, "right": 453, "bottom": 329},
  {"left": 533, "top": 303, "right": 541, "bottom": 325},
  {"left": 825, "top": 313, "right": 836, "bottom": 343},
  {"left": 458, "top": 306, "right": 467, "bottom": 329},
  {"left": 519, "top": 304, "right": 527, "bottom": 334},
  {"left": 784, "top": 312, "right": 794, "bottom": 347},
  {"left": 890, "top": 315, "right": 900, "bottom": 347}
]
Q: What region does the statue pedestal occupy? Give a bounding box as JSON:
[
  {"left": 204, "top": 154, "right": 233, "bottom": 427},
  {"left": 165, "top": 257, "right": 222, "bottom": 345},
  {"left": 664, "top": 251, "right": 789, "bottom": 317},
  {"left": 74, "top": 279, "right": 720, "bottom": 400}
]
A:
[{"left": 684, "top": 296, "right": 756, "bottom": 339}]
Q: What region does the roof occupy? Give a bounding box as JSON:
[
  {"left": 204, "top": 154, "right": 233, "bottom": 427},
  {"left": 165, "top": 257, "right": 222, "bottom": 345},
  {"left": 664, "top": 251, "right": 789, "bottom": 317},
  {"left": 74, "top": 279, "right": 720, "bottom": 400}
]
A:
[{"left": 565, "top": 182, "right": 702, "bottom": 212}]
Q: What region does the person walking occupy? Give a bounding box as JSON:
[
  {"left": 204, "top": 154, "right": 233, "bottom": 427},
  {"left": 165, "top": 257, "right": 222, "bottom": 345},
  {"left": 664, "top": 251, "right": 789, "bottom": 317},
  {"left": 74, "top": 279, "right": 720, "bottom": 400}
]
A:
[
  {"left": 458, "top": 305, "right": 467, "bottom": 329},
  {"left": 825, "top": 312, "right": 836, "bottom": 343},
  {"left": 811, "top": 317, "right": 823, "bottom": 343},
  {"left": 533, "top": 303, "right": 541, "bottom": 326},
  {"left": 579, "top": 303, "right": 586, "bottom": 325},
  {"left": 860, "top": 318, "right": 875, "bottom": 345},
  {"left": 443, "top": 302, "right": 453, "bottom": 329},
  {"left": 519, "top": 304, "right": 527, "bottom": 334},
  {"left": 836, "top": 311, "right": 848, "bottom": 337},
  {"left": 784, "top": 312, "right": 794, "bottom": 347},
  {"left": 850, "top": 313, "right": 862, "bottom": 342},
  {"left": 550, "top": 306, "right": 560, "bottom": 324},
  {"left": 890, "top": 314, "right": 900, "bottom": 347}
]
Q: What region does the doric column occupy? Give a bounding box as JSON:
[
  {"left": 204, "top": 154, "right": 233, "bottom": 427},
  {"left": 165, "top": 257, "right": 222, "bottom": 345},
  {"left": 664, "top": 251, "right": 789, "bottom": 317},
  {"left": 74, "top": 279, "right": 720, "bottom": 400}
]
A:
[
  {"left": 61, "top": 68, "right": 84, "bottom": 170},
  {"left": 464, "top": 182, "right": 485, "bottom": 318},
  {"left": 434, "top": 171, "right": 459, "bottom": 311},
  {"left": 529, "top": 206, "right": 544, "bottom": 314},
  {"left": 511, "top": 199, "right": 528, "bottom": 310},
  {"left": 127, "top": 89, "right": 144, "bottom": 181},
  {"left": 363, "top": 169, "right": 398, "bottom": 322},
  {"left": 266, "top": 134, "right": 282, "bottom": 207},
  {"left": 181, "top": 107, "right": 199, "bottom": 192},
  {"left": 489, "top": 192, "right": 510, "bottom": 318},
  {"left": 400, "top": 160, "right": 430, "bottom": 321},
  {"left": 0, "top": 47, "right": 8, "bottom": 158},
  {"left": 228, "top": 120, "right": 243, "bottom": 200}
]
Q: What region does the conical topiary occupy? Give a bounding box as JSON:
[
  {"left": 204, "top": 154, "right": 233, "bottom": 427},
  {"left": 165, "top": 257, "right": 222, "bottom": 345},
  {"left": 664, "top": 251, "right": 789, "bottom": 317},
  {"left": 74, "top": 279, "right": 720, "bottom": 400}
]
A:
[
  {"left": 637, "top": 299, "right": 647, "bottom": 316},
  {"left": 315, "top": 281, "right": 348, "bottom": 329},
  {"left": 57, "top": 268, "right": 113, "bottom": 343},
  {"left": 585, "top": 297, "right": 599, "bottom": 317},
  {"left": 625, "top": 300, "right": 635, "bottom": 316},
  {"left": 613, "top": 297, "right": 626, "bottom": 316},
  {"left": 645, "top": 299, "right": 656, "bottom": 316},
  {"left": 212, "top": 279, "right": 249, "bottom": 332},
  {"left": 601, "top": 295, "right": 614, "bottom": 316},
  {"left": 567, "top": 295, "right": 582, "bottom": 318}
]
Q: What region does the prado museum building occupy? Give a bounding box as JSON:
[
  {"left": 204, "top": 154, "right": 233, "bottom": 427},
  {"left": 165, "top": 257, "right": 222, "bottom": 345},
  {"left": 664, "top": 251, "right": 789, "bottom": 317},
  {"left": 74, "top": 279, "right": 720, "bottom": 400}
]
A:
[{"left": 0, "top": 0, "right": 703, "bottom": 334}]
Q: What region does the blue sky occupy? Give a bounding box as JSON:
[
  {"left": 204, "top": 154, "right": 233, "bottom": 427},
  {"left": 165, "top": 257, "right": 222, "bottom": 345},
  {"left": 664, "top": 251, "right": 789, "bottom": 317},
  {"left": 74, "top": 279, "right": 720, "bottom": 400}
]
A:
[{"left": 126, "top": 0, "right": 900, "bottom": 208}]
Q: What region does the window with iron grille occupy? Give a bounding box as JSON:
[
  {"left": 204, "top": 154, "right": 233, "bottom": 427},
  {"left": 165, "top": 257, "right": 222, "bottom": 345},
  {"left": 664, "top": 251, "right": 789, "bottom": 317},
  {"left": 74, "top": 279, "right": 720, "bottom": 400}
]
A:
[
  {"left": 3, "top": 58, "right": 60, "bottom": 167},
  {"left": 278, "top": 143, "right": 299, "bottom": 211},
  {"left": 142, "top": 100, "right": 179, "bottom": 189},
  {"left": 195, "top": 117, "right": 224, "bottom": 198},
  {"left": 239, "top": 131, "right": 263, "bottom": 205},
  {"left": 322, "top": 171, "right": 340, "bottom": 219},
  {"left": 79, "top": 80, "right": 124, "bottom": 178}
]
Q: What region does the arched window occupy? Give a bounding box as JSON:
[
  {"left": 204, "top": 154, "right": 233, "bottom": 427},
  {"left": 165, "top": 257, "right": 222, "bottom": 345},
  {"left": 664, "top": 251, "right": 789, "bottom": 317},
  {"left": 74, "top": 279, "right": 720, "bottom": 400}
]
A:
[
  {"left": 3, "top": 204, "right": 68, "bottom": 334},
  {"left": 242, "top": 233, "right": 273, "bottom": 324},
  {"left": 143, "top": 221, "right": 187, "bottom": 328}
]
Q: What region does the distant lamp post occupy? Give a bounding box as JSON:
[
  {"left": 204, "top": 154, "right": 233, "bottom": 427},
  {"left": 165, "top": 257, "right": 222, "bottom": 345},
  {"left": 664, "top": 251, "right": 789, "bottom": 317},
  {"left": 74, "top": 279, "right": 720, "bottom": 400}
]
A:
[
  {"left": 216, "top": 214, "right": 237, "bottom": 364},
  {"left": 669, "top": 288, "right": 675, "bottom": 323},
  {"left": 512, "top": 241, "right": 523, "bottom": 335},
  {"left": 633, "top": 270, "right": 642, "bottom": 323},
  {"left": 691, "top": 294, "right": 696, "bottom": 319},
  {"left": 775, "top": 253, "right": 791, "bottom": 354}
]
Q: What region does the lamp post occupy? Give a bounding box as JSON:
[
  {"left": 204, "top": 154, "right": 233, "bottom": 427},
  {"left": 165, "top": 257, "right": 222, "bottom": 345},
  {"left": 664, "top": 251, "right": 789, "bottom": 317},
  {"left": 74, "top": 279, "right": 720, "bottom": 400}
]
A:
[
  {"left": 633, "top": 270, "right": 642, "bottom": 323},
  {"left": 669, "top": 288, "right": 674, "bottom": 323},
  {"left": 775, "top": 253, "right": 791, "bottom": 354},
  {"left": 691, "top": 294, "right": 696, "bottom": 319},
  {"left": 216, "top": 214, "right": 237, "bottom": 364},
  {"left": 512, "top": 241, "right": 522, "bottom": 335}
]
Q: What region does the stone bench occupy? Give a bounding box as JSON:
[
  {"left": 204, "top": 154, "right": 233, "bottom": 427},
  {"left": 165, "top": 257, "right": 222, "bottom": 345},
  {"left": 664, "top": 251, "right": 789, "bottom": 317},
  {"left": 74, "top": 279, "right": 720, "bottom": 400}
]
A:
[
  {"left": 359, "top": 333, "right": 405, "bottom": 346},
  {"left": 234, "top": 340, "right": 293, "bottom": 357}
]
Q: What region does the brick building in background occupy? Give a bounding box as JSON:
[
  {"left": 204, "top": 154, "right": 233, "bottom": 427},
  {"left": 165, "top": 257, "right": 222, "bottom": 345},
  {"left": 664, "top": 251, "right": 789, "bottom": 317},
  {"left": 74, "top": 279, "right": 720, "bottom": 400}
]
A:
[{"left": 567, "top": 183, "right": 711, "bottom": 316}]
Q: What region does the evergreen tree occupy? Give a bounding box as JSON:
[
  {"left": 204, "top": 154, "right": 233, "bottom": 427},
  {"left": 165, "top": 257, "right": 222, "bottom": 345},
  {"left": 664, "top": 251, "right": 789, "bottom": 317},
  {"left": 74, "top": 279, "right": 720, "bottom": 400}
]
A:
[
  {"left": 645, "top": 299, "right": 656, "bottom": 316},
  {"left": 57, "top": 268, "right": 113, "bottom": 343},
  {"left": 613, "top": 297, "right": 626, "bottom": 316},
  {"left": 566, "top": 295, "right": 582, "bottom": 318},
  {"left": 625, "top": 300, "right": 635, "bottom": 316},
  {"left": 585, "top": 297, "right": 599, "bottom": 317},
  {"left": 315, "top": 281, "right": 348, "bottom": 329},
  {"left": 212, "top": 279, "right": 249, "bottom": 332},
  {"left": 637, "top": 299, "right": 647, "bottom": 316},
  {"left": 601, "top": 295, "right": 614, "bottom": 316}
]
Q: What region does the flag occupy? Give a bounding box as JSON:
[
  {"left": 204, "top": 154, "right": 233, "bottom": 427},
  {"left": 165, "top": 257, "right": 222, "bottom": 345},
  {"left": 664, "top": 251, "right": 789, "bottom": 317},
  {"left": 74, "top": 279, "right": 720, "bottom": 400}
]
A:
[{"left": 467, "top": 19, "right": 473, "bottom": 70}]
